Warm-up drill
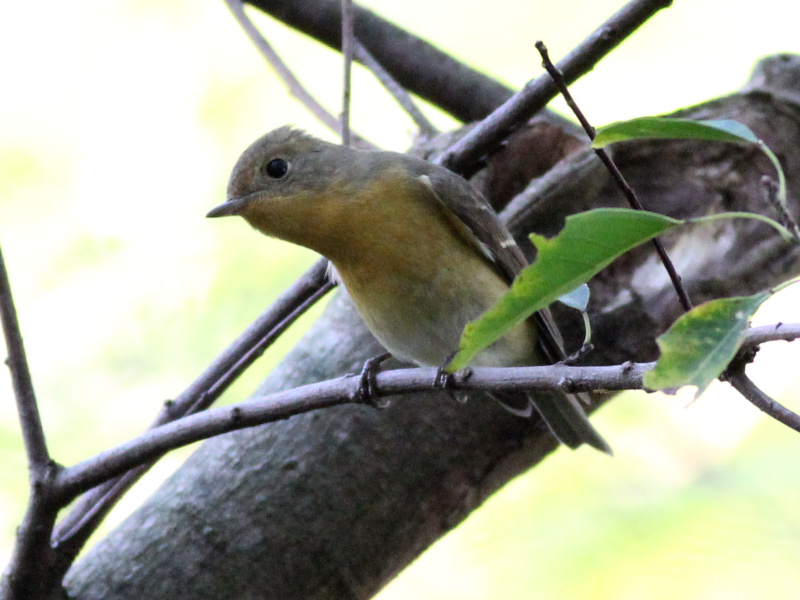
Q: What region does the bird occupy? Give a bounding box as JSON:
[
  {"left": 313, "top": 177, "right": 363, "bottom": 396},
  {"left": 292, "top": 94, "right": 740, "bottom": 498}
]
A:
[{"left": 207, "top": 126, "right": 610, "bottom": 453}]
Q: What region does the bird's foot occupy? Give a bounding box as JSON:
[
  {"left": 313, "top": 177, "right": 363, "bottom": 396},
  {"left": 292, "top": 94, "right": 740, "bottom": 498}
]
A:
[{"left": 353, "top": 352, "right": 392, "bottom": 408}]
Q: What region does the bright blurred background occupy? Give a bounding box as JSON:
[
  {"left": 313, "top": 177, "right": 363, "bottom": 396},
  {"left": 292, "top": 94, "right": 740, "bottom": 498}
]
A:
[{"left": 1, "top": 1, "right": 800, "bottom": 598}]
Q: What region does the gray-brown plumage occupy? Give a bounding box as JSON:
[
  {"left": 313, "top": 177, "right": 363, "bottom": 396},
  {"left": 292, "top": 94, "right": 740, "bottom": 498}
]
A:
[{"left": 208, "top": 126, "right": 610, "bottom": 453}]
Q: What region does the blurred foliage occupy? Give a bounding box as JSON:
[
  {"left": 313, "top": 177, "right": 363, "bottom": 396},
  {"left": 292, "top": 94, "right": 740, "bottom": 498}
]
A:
[{"left": 1, "top": 0, "right": 800, "bottom": 598}]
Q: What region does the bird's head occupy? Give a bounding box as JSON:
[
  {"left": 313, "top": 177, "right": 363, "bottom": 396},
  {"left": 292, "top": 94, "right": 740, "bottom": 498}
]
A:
[{"left": 207, "top": 126, "right": 358, "bottom": 248}]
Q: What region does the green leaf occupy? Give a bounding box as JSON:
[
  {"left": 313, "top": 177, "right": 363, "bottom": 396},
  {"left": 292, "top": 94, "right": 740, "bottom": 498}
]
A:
[
  {"left": 643, "top": 292, "right": 771, "bottom": 395},
  {"left": 447, "top": 208, "right": 680, "bottom": 371},
  {"left": 592, "top": 117, "right": 759, "bottom": 148},
  {"left": 593, "top": 117, "right": 797, "bottom": 241}
]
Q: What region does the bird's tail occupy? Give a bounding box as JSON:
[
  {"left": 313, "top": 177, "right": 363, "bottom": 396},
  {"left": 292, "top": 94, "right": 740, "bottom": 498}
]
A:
[
  {"left": 526, "top": 308, "right": 612, "bottom": 454},
  {"left": 531, "top": 391, "right": 612, "bottom": 454},
  {"left": 490, "top": 390, "right": 612, "bottom": 454}
]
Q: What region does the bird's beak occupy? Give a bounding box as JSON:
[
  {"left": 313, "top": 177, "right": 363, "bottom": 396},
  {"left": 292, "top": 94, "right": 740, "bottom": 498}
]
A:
[{"left": 206, "top": 196, "right": 251, "bottom": 218}]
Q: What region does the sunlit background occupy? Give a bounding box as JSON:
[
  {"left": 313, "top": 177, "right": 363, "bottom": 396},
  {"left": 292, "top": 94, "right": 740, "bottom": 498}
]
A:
[{"left": 2, "top": 0, "right": 800, "bottom": 598}]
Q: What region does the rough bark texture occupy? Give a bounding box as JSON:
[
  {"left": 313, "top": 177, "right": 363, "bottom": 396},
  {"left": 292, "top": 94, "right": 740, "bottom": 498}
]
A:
[{"left": 64, "top": 56, "right": 800, "bottom": 599}]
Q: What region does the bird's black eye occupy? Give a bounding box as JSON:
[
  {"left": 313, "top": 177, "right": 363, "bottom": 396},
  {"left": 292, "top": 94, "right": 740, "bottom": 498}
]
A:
[{"left": 265, "top": 158, "right": 289, "bottom": 179}]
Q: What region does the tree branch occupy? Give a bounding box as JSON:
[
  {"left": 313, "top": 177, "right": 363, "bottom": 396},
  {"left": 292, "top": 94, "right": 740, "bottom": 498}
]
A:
[
  {"left": 0, "top": 245, "right": 48, "bottom": 468},
  {"left": 437, "top": 0, "right": 673, "bottom": 175},
  {"left": 0, "top": 246, "right": 61, "bottom": 600},
  {"left": 743, "top": 322, "right": 800, "bottom": 345},
  {"left": 726, "top": 370, "right": 800, "bottom": 433},
  {"left": 340, "top": 0, "right": 354, "bottom": 146}
]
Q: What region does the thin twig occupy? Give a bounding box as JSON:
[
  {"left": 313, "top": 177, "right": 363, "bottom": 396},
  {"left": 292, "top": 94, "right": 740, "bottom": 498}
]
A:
[
  {"left": 224, "top": 0, "right": 376, "bottom": 149},
  {"left": 226, "top": 0, "right": 338, "bottom": 132},
  {"left": 54, "top": 361, "right": 651, "bottom": 499},
  {"left": 535, "top": 41, "right": 692, "bottom": 313},
  {"left": 743, "top": 322, "right": 800, "bottom": 345},
  {"left": 341, "top": 0, "right": 354, "bottom": 146},
  {"left": 726, "top": 370, "right": 800, "bottom": 434},
  {"left": 437, "top": 0, "right": 673, "bottom": 176},
  {"left": 0, "top": 245, "right": 63, "bottom": 599},
  {"left": 0, "top": 245, "right": 49, "bottom": 468},
  {"left": 720, "top": 323, "right": 800, "bottom": 433},
  {"left": 353, "top": 41, "right": 438, "bottom": 137}
]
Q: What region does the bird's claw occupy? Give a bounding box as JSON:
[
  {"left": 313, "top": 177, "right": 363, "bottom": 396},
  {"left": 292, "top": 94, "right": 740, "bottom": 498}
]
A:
[{"left": 353, "top": 352, "right": 392, "bottom": 408}]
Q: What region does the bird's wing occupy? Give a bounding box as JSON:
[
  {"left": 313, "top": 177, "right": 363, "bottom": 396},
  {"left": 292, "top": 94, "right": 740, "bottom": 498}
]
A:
[
  {"left": 418, "top": 167, "right": 567, "bottom": 364},
  {"left": 413, "top": 161, "right": 609, "bottom": 453},
  {"left": 420, "top": 169, "right": 526, "bottom": 281}
]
